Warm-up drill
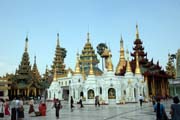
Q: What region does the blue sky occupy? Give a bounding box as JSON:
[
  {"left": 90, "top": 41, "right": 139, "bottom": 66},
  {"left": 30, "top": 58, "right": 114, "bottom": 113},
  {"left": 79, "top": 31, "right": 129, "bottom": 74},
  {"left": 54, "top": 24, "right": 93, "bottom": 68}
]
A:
[{"left": 0, "top": 0, "right": 180, "bottom": 76}]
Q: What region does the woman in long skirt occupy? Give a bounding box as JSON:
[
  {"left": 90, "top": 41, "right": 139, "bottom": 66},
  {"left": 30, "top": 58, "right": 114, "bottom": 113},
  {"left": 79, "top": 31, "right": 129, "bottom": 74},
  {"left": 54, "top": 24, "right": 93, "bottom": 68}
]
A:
[{"left": 54, "top": 99, "right": 62, "bottom": 119}]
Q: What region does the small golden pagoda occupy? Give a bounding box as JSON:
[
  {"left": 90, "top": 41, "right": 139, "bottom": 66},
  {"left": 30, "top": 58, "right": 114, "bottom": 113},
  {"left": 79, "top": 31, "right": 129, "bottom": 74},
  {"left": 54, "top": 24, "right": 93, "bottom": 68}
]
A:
[
  {"left": 74, "top": 52, "right": 81, "bottom": 74},
  {"left": 115, "top": 36, "right": 126, "bottom": 75}
]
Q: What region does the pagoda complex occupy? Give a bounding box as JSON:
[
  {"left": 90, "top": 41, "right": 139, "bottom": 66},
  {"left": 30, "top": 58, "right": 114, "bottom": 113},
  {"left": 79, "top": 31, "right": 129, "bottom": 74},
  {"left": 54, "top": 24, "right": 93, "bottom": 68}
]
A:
[
  {"left": 48, "top": 31, "right": 148, "bottom": 104},
  {"left": 115, "top": 25, "right": 169, "bottom": 97},
  {"left": 9, "top": 36, "right": 45, "bottom": 99}
]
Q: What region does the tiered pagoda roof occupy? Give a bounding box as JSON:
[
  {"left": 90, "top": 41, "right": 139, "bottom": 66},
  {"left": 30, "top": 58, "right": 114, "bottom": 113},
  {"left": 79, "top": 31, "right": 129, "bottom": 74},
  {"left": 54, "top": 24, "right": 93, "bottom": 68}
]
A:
[
  {"left": 51, "top": 33, "right": 67, "bottom": 78},
  {"left": 79, "top": 33, "right": 103, "bottom": 76},
  {"left": 12, "top": 36, "right": 42, "bottom": 89},
  {"left": 116, "top": 25, "right": 165, "bottom": 77},
  {"left": 32, "top": 56, "right": 41, "bottom": 81}
]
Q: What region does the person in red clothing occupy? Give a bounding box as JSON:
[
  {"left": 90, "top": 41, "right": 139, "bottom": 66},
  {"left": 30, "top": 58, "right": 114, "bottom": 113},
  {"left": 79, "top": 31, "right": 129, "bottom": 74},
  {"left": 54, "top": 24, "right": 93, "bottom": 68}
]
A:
[
  {"left": 4, "top": 99, "right": 10, "bottom": 116},
  {"left": 39, "top": 101, "right": 46, "bottom": 116}
]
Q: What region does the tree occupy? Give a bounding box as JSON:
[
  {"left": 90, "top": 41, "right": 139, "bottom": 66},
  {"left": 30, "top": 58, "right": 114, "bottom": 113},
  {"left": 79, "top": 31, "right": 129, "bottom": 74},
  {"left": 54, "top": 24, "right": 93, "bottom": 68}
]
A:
[
  {"left": 166, "top": 53, "right": 176, "bottom": 78},
  {"left": 96, "top": 43, "right": 108, "bottom": 70}
]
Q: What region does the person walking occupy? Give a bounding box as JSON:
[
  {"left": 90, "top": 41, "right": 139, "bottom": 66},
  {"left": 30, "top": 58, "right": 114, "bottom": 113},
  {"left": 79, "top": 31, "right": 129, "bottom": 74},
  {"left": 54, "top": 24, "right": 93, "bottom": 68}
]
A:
[
  {"left": 11, "top": 97, "right": 16, "bottom": 120},
  {"left": 17, "top": 98, "right": 24, "bottom": 120},
  {"left": 54, "top": 99, "right": 62, "bottom": 119},
  {"left": 154, "top": 98, "right": 168, "bottom": 120},
  {"left": 138, "top": 94, "right": 144, "bottom": 108},
  {"left": 95, "top": 96, "right": 100, "bottom": 107},
  {"left": 28, "top": 99, "right": 35, "bottom": 116},
  {"left": 70, "top": 96, "right": 74, "bottom": 110},
  {"left": 79, "top": 97, "right": 84, "bottom": 108},
  {"left": 170, "top": 96, "right": 180, "bottom": 120}
]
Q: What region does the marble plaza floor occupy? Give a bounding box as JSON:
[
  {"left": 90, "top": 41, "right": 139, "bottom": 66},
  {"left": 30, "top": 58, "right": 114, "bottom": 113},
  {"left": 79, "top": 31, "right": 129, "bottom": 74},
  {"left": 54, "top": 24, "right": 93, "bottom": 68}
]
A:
[{"left": 2, "top": 99, "right": 173, "bottom": 120}]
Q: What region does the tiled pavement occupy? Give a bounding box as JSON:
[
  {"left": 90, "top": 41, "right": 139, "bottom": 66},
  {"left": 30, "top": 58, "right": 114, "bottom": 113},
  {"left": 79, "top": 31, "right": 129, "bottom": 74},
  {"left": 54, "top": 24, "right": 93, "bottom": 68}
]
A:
[{"left": 1, "top": 99, "right": 172, "bottom": 120}]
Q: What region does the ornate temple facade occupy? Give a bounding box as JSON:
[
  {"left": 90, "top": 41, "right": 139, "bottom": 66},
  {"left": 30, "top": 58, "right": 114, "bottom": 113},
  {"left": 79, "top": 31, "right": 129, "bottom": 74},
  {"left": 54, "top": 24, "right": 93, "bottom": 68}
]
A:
[
  {"left": 8, "top": 36, "right": 49, "bottom": 99},
  {"left": 47, "top": 29, "right": 150, "bottom": 104},
  {"left": 116, "top": 25, "right": 169, "bottom": 97},
  {"left": 2, "top": 25, "right": 169, "bottom": 102}
]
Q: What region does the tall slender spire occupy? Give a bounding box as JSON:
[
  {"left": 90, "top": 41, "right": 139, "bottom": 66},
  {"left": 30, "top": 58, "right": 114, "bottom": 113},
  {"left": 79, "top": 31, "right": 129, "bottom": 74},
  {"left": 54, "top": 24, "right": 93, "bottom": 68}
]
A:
[
  {"left": 34, "top": 56, "right": 36, "bottom": 64},
  {"left": 57, "top": 33, "right": 60, "bottom": 47},
  {"left": 32, "top": 55, "right": 41, "bottom": 80},
  {"left": 120, "top": 35, "right": 124, "bottom": 50},
  {"left": 136, "top": 24, "right": 139, "bottom": 39},
  {"left": 135, "top": 52, "right": 141, "bottom": 74},
  {"left": 126, "top": 49, "right": 132, "bottom": 73},
  {"left": 75, "top": 52, "right": 81, "bottom": 74},
  {"left": 89, "top": 57, "right": 94, "bottom": 75},
  {"left": 25, "top": 35, "right": 28, "bottom": 52},
  {"left": 115, "top": 35, "right": 126, "bottom": 74},
  {"left": 87, "top": 32, "right": 90, "bottom": 43}
]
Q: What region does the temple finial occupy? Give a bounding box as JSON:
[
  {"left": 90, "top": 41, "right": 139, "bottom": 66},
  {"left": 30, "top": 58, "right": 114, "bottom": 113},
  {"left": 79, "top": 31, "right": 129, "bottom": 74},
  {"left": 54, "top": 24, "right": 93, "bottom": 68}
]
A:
[
  {"left": 120, "top": 35, "right": 124, "bottom": 50},
  {"left": 34, "top": 56, "right": 36, "bottom": 64},
  {"left": 87, "top": 32, "right": 90, "bottom": 43},
  {"left": 25, "top": 35, "right": 28, "bottom": 52},
  {"left": 136, "top": 24, "right": 139, "bottom": 39},
  {"left": 57, "top": 33, "right": 60, "bottom": 46}
]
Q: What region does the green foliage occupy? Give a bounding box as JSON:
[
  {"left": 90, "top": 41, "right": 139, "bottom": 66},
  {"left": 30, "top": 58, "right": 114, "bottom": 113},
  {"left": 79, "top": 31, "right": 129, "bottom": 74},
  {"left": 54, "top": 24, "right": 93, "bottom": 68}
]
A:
[{"left": 96, "top": 43, "right": 108, "bottom": 57}]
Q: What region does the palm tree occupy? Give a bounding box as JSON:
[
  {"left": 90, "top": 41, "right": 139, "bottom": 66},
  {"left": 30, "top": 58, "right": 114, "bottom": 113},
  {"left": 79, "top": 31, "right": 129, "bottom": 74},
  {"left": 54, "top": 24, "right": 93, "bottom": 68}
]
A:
[{"left": 96, "top": 43, "right": 108, "bottom": 71}]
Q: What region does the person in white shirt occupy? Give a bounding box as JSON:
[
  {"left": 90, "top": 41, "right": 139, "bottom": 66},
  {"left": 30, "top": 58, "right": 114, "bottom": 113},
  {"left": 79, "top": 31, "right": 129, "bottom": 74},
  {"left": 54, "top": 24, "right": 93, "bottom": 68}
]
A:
[{"left": 139, "top": 94, "right": 144, "bottom": 108}]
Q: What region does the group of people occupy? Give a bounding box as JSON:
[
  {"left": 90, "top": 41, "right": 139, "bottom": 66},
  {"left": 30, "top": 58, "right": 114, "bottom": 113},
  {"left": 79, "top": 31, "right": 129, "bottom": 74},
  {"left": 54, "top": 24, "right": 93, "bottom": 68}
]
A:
[
  {"left": 139, "top": 94, "right": 180, "bottom": 120},
  {"left": 153, "top": 96, "right": 180, "bottom": 120},
  {"left": 8, "top": 97, "right": 24, "bottom": 120},
  {"left": 28, "top": 99, "right": 47, "bottom": 117},
  {"left": 0, "top": 99, "right": 10, "bottom": 118},
  {"left": 1, "top": 95, "right": 179, "bottom": 120}
]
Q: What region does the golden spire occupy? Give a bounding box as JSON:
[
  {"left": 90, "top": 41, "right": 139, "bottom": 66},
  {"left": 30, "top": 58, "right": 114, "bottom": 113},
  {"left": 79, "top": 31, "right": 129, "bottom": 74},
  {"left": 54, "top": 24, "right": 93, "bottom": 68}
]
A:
[
  {"left": 115, "top": 35, "right": 126, "bottom": 74},
  {"left": 89, "top": 57, "right": 94, "bottom": 75},
  {"left": 107, "top": 52, "right": 113, "bottom": 71},
  {"left": 136, "top": 24, "right": 139, "bottom": 39},
  {"left": 53, "top": 66, "right": 57, "bottom": 81},
  {"left": 87, "top": 32, "right": 90, "bottom": 43},
  {"left": 75, "top": 52, "right": 81, "bottom": 74},
  {"left": 57, "top": 33, "right": 60, "bottom": 47},
  {"left": 126, "top": 49, "right": 132, "bottom": 73},
  {"left": 25, "top": 35, "right": 28, "bottom": 52},
  {"left": 135, "top": 52, "right": 141, "bottom": 74}
]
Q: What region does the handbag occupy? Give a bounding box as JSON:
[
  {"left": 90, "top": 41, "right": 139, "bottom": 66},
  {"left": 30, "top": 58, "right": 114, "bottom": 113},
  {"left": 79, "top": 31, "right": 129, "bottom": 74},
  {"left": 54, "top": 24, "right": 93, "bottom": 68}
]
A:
[{"left": 18, "top": 106, "right": 24, "bottom": 112}]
